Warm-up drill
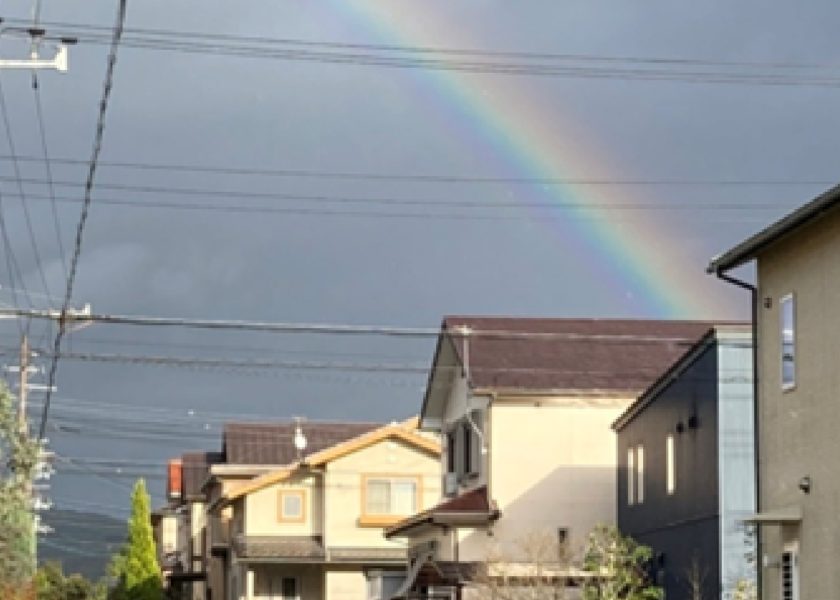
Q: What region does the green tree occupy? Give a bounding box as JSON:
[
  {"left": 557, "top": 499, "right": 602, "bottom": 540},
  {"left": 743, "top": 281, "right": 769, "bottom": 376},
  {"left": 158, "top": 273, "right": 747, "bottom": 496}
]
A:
[
  {"left": 108, "top": 480, "right": 162, "bottom": 600},
  {"left": 0, "top": 381, "right": 41, "bottom": 588},
  {"left": 35, "top": 561, "right": 105, "bottom": 600},
  {"left": 581, "top": 525, "right": 663, "bottom": 600}
]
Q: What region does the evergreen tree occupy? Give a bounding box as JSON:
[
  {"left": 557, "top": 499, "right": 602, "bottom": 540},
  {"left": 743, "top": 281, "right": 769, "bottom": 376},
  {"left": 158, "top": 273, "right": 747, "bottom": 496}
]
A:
[
  {"left": 108, "top": 480, "right": 161, "bottom": 600},
  {"left": 0, "top": 381, "right": 40, "bottom": 589}
]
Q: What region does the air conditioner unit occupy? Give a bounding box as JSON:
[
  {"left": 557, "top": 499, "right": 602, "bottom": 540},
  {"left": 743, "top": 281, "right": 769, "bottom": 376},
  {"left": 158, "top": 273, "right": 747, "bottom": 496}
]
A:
[{"left": 443, "top": 472, "right": 458, "bottom": 497}]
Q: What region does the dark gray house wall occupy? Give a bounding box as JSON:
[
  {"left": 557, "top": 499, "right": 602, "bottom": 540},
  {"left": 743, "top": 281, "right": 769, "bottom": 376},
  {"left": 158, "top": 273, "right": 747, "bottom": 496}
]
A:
[{"left": 616, "top": 340, "right": 721, "bottom": 599}]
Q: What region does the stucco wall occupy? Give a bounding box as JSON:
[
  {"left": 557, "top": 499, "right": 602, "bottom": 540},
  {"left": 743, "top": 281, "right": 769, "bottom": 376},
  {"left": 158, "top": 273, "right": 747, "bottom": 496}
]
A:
[
  {"left": 245, "top": 472, "right": 322, "bottom": 537},
  {"left": 324, "top": 568, "right": 366, "bottom": 600},
  {"left": 487, "top": 399, "right": 629, "bottom": 560},
  {"left": 324, "top": 437, "right": 440, "bottom": 548},
  {"left": 755, "top": 205, "right": 840, "bottom": 600}
]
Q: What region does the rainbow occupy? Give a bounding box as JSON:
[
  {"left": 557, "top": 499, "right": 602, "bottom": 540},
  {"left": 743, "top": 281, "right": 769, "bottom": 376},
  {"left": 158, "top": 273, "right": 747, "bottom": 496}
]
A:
[{"left": 332, "top": 3, "right": 733, "bottom": 319}]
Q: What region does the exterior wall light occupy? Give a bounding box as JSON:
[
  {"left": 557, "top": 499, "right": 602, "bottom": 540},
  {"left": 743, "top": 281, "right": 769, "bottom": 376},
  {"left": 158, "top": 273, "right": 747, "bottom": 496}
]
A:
[{"left": 798, "top": 476, "right": 812, "bottom": 494}]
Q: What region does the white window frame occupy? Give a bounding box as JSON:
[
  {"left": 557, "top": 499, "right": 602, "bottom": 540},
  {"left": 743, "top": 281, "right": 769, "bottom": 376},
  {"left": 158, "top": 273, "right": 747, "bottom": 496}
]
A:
[
  {"left": 666, "top": 434, "right": 675, "bottom": 495},
  {"left": 636, "top": 445, "right": 645, "bottom": 504},
  {"left": 627, "top": 448, "right": 635, "bottom": 505},
  {"left": 363, "top": 476, "right": 419, "bottom": 517},
  {"left": 780, "top": 293, "right": 796, "bottom": 391}
]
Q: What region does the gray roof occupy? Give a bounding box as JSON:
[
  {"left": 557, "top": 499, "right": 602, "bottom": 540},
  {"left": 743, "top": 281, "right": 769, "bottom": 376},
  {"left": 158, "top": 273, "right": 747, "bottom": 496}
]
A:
[
  {"left": 708, "top": 182, "right": 840, "bottom": 273},
  {"left": 234, "top": 535, "right": 325, "bottom": 560}
]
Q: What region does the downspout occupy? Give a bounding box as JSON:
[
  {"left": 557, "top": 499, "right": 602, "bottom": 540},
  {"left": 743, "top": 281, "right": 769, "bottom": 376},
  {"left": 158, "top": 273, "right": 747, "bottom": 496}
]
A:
[{"left": 714, "top": 270, "right": 761, "bottom": 597}]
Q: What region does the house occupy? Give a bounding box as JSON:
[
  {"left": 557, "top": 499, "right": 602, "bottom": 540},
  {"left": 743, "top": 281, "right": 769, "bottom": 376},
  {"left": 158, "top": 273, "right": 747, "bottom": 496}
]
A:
[
  {"left": 168, "top": 451, "right": 224, "bottom": 599},
  {"left": 209, "top": 418, "right": 441, "bottom": 600},
  {"left": 613, "top": 325, "right": 755, "bottom": 599},
  {"left": 708, "top": 184, "right": 840, "bottom": 600},
  {"left": 384, "top": 316, "right": 715, "bottom": 599},
  {"left": 203, "top": 421, "right": 383, "bottom": 600}
]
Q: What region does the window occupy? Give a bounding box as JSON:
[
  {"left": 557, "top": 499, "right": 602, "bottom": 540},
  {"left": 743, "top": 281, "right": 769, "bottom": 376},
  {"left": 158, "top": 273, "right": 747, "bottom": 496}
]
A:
[
  {"left": 636, "top": 445, "right": 645, "bottom": 504},
  {"left": 627, "top": 448, "right": 635, "bottom": 505},
  {"left": 366, "top": 570, "right": 405, "bottom": 600},
  {"left": 277, "top": 489, "right": 306, "bottom": 523},
  {"left": 364, "top": 477, "right": 418, "bottom": 516},
  {"left": 781, "top": 294, "right": 796, "bottom": 389},
  {"left": 666, "top": 435, "right": 675, "bottom": 495},
  {"left": 462, "top": 422, "right": 473, "bottom": 476},
  {"left": 446, "top": 430, "right": 456, "bottom": 474}
]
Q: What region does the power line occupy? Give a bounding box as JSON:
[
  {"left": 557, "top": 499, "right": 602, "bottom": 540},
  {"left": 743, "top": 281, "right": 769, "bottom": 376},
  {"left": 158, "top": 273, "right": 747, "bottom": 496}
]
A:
[
  {"left": 5, "top": 18, "right": 832, "bottom": 71},
  {"left": 0, "top": 75, "right": 54, "bottom": 306},
  {"left": 31, "top": 74, "right": 68, "bottom": 281},
  {"left": 39, "top": 0, "right": 127, "bottom": 440},
  {"left": 3, "top": 17, "right": 839, "bottom": 78},
  {"left": 4, "top": 307, "right": 719, "bottom": 345},
  {"left": 3, "top": 24, "right": 838, "bottom": 87},
  {"left": 0, "top": 154, "right": 835, "bottom": 187}
]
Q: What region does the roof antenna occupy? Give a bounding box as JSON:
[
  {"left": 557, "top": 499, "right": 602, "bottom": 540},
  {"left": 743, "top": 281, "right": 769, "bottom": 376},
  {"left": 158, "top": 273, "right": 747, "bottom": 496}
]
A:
[{"left": 293, "top": 417, "right": 308, "bottom": 461}]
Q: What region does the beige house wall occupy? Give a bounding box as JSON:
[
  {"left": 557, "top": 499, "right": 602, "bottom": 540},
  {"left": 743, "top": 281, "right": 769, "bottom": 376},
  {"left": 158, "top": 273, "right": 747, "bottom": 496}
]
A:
[
  {"left": 245, "top": 472, "right": 323, "bottom": 537},
  {"left": 324, "top": 437, "right": 440, "bottom": 548},
  {"left": 755, "top": 206, "right": 840, "bottom": 600},
  {"left": 324, "top": 568, "right": 366, "bottom": 600},
  {"left": 485, "top": 400, "right": 629, "bottom": 559}
]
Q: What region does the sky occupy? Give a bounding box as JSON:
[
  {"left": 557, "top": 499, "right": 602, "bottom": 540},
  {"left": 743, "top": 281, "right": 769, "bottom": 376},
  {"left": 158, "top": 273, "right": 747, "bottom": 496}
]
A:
[{"left": 0, "top": 0, "right": 838, "bottom": 533}]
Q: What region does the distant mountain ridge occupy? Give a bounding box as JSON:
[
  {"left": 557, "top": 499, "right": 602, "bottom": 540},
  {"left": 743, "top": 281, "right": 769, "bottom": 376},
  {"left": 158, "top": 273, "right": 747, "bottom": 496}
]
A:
[{"left": 38, "top": 509, "right": 127, "bottom": 580}]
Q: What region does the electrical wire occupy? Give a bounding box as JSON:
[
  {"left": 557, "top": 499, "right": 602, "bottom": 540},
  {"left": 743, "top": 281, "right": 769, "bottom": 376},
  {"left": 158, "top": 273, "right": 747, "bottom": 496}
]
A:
[
  {"left": 39, "top": 0, "right": 127, "bottom": 440},
  {"left": 3, "top": 23, "right": 839, "bottom": 87},
  {"left": 0, "top": 76, "right": 54, "bottom": 306},
  {"left": 2, "top": 17, "right": 838, "bottom": 73},
  {"left": 31, "top": 75, "right": 68, "bottom": 281},
  {"left": 0, "top": 154, "right": 834, "bottom": 187}
]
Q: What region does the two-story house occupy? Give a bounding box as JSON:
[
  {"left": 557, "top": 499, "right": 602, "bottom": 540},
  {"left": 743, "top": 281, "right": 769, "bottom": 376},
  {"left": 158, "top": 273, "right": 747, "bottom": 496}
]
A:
[
  {"left": 709, "top": 184, "right": 840, "bottom": 600},
  {"left": 613, "top": 325, "right": 755, "bottom": 599},
  {"left": 211, "top": 419, "right": 440, "bottom": 600},
  {"left": 385, "top": 316, "right": 714, "bottom": 599},
  {"left": 203, "top": 422, "right": 382, "bottom": 600}
]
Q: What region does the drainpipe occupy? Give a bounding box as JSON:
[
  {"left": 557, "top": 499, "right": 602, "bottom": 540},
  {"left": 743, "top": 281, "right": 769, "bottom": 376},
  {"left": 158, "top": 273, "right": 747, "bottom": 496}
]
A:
[{"left": 714, "top": 270, "right": 761, "bottom": 596}]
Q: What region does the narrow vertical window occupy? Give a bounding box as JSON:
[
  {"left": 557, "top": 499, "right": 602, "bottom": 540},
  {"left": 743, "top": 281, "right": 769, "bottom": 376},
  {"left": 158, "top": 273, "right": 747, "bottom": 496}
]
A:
[
  {"left": 781, "top": 294, "right": 796, "bottom": 389},
  {"left": 627, "top": 448, "right": 635, "bottom": 505},
  {"left": 636, "top": 445, "right": 645, "bottom": 504},
  {"left": 446, "top": 431, "right": 456, "bottom": 474},
  {"left": 462, "top": 422, "right": 472, "bottom": 476},
  {"left": 666, "top": 435, "right": 675, "bottom": 495}
]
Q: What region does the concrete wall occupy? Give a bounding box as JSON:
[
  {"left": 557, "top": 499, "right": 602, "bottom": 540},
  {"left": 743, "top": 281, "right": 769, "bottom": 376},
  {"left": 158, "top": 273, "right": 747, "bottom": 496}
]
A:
[
  {"left": 487, "top": 398, "right": 629, "bottom": 560},
  {"left": 755, "top": 205, "right": 840, "bottom": 600},
  {"left": 324, "top": 437, "right": 440, "bottom": 548}
]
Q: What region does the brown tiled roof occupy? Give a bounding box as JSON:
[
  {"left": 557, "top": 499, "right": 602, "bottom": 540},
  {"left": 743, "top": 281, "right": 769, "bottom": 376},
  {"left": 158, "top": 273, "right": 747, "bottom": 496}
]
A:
[
  {"left": 386, "top": 486, "right": 497, "bottom": 538},
  {"left": 182, "top": 451, "right": 223, "bottom": 500},
  {"left": 222, "top": 421, "right": 381, "bottom": 465},
  {"left": 441, "top": 316, "right": 716, "bottom": 393},
  {"left": 233, "top": 535, "right": 325, "bottom": 559},
  {"left": 432, "top": 485, "right": 491, "bottom": 512}
]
